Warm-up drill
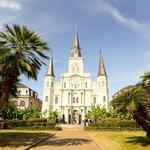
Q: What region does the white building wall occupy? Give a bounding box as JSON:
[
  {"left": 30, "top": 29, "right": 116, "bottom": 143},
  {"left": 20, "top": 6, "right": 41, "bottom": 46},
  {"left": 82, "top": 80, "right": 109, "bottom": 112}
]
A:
[{"left": 42, "top": 34, "right": 109, "bottom": 124}]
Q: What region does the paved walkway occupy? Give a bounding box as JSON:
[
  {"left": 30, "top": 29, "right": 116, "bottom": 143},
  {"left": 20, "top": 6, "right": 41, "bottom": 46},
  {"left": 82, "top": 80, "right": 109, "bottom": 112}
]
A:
[{"left": 32, "top": 125, "right": 102, "bottom": 150}]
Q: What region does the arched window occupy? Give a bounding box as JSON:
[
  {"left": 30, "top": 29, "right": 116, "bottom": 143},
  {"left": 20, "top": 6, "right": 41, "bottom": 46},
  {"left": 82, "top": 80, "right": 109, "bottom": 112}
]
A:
[
  {"left": 55, "top": 97, "right": 58, "bottom": 104},
  {"left": 85, "top": 82, "right": 88, "bottom": 88},
  {"left": 72, "top": 68, "right": 75, "bottom": 73},
  {"left": 47, "top": 81, "right": 49, "bottom": 87},
  {"left": 73, "top": 97, "right": 75, "bottom": 103},
  {"left": 18, "top": 90, "right": 21, "bottom": 95},
  {"left": 20, "top": 101, "right": 25, "bottom": 107},
  {"left": 93, "top": 97, "right": 96, "bottom": 105},
  {"left": 14, "top": 101, "right": 18, "bottom": 106},
  {"left": 103, "top": 96, "right": 106, "bottom": 102},
  {"left": 81, "top": 92, "right": 83, "bottom": 104},
  {"left": 51, "top": 82, "right": 54, "bottom": 87},
  {"left": 102, "top": 81, "right": 105, "bottom": 87},
  {"left": 45, "top": 96, "right": 48, "bottom": 102},
  {"left": 26, "top": 90, "right": 28, "bottom": 95},
  {"left": 76, "top": 97, "right": 78, "bottom": 103},
  {"left": 68, "top": 92, "right": 70, "bottom": 104},
  {"left": 99, "top": 82, "right": 100, "bottom": 87},
  {"left": 64, "top": 82, "right": 66, "bottom": 88}
]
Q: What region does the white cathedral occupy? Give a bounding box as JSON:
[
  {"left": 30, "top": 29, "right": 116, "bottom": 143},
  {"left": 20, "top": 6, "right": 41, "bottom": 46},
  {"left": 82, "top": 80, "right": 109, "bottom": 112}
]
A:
[{"left": 42, "top": 32, "right": 109, "bottom": 124}]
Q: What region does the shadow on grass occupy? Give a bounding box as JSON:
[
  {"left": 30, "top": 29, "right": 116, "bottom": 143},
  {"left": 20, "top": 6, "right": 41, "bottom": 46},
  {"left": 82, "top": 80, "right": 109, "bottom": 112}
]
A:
[
  {"left": 0, "top": 131, "right": 50, "bottom": 148},
  {"left": 126, "top": 136, "right": 150, "bottom": 147},
  {"left": 38, "top": 138, "right": 92, "bottom": 147},
  {"left": 0, "top": 132, "right": 92, "bottom": 149}
]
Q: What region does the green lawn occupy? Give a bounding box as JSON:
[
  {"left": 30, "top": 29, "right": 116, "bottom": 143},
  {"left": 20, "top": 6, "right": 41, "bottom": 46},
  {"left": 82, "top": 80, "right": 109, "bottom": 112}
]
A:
[
  {"left": 0, "top": 130, "right": 50, "bottom": 148},
  {"left": 87, "top": 131, "right": 150, "bottom": 150}
]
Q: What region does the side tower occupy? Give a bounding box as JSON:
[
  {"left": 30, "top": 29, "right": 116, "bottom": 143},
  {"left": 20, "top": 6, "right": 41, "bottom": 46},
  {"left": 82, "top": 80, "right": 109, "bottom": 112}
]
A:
[
  {"left": 42, "top": 56, "right": 55, "bottom": 115},
  {"left": 97, "top": 51, "right": 109, "bottom": 107}
]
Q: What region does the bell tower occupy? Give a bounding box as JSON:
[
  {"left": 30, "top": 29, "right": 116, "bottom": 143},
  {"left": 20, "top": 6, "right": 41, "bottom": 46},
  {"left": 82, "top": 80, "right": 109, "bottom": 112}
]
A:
[
  {"left": 42, "top": 51, "right": 55, "bottom": 115},
  {"left": 68, "top": 32, "right": 84, "bottom": 75}
]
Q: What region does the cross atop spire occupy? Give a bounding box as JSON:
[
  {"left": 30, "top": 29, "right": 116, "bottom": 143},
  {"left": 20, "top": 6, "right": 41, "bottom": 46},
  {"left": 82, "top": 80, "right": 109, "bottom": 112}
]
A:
[
  {"left": 46, "top": 49, "right": 55, "bottom": 77},
  {"left": 97, "top": 50, "right": 107, "bottom": 77},
  {"left": 70, "top": 31, "right": 82, "bottom": 57}
]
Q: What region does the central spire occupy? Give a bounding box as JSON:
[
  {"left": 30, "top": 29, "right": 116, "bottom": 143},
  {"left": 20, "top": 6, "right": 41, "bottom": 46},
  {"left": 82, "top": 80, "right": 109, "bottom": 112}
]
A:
[{"left": 70, "top": 32, "right": 82, "bottom": 57}]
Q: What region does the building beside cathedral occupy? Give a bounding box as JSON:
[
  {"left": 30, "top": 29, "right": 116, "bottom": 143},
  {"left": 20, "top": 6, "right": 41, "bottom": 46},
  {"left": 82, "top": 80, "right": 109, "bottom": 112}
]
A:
[{"left": 42, "top": 32, "right": 109, "bottom": 124}]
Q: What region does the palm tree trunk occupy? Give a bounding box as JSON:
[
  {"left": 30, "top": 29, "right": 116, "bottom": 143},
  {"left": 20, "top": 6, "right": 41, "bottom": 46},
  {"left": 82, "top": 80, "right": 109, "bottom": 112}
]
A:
[
  {"left": 134, "top": 112, "right": 150, "bottom": 137},
  {"left": 0, "top": 76, "right": 17, "bottom": 109},
  {"left": 0, "top": 87, "right": 10, "bottom": 109}
]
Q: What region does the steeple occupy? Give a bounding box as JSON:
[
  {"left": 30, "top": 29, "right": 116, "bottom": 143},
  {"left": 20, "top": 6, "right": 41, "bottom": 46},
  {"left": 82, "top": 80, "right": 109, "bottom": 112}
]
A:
[
  {"left": 70, "top": 32, "right": 82, "bottom": 57},
  {"left": 46, "top": 51, "right": 55, "bottom": 77},
  {"left": 97, "top": 51, "right": 107, "bottom": 77}
]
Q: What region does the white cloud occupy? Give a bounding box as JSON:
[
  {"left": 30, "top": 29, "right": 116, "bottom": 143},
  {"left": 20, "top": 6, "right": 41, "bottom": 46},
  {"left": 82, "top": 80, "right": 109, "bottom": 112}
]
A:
[
  {"left": 0, "top": 0, "right": 21, "bottom": 10},
  {"left": 147, "top": 51, "right": 150, "bottom": 56},
  {"left": 0, "top": 15, "right": 19, "bottom": 29},
  {"left": 84, "top": 0, "right": 147, "bottom": 32}
]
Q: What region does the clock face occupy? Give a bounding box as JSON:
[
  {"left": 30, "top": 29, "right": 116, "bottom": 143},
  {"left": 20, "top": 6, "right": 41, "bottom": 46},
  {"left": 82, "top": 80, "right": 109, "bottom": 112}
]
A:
[{"left": 72, "top": 76, "right": 80, "bottom": 84}]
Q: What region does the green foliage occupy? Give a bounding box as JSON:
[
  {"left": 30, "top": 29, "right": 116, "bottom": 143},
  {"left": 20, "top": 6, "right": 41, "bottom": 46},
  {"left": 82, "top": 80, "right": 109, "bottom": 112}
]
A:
[
  {"left": 21, "top": 107, "right": 41, "bottom": 120},
  {"left": 0, "top": 24, "right": 49, "bottom": 109},
  {"left": 110, "top": 71, "right": 150, "bottom": 137},
  {"left": 86, "top": 105, "right": 111, "bottom": 123},
  {"left": 86, "top": 118, "right": 139, "bottom": 130},
  {"left": 43, "top": 109, "right": 59, "bottom": 126},
  {"left": 14, "top": 126, "right": 62, "bottom": 131},
  {"left": 111, "top": 86, "right": 144, "bottom": 114},
  {"left": 26, "top": 118, "right": 47, "bottom": 127},
  {"left": 7, "top": 120, "right": 26, "bottom": 128},
  {"left": 0, "top": 102, "right": 22, "bottom": 120},
  {"left": 27, "top": 118, "right": 47, "bottom": 123}
]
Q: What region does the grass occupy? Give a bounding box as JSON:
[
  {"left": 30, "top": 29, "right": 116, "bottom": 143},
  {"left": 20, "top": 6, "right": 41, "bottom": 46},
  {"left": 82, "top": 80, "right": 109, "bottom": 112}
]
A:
[
  {"left": 0, "top": 130, "right": 51, "bottom": 148},
  {"left": 87, "top": 131, "right": 150, "bottom": 150}
]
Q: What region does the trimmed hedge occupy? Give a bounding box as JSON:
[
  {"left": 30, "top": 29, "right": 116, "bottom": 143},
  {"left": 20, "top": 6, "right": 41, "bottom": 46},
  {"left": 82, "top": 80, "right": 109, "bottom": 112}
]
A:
[
  {"left": 27, "top": 118, "right": 47, "bottom": 123},
  {"left": 85, "top": 118, "right": 140, "bottom": 130},
  {"left": 14, "top": 126, "right": 62, "bottom": 131},
  {"left": 7, "top": 120, "right": 26, "bottom": 128},
  {"left": 0, "top": 118, "right": 58, "bottom": 129}
]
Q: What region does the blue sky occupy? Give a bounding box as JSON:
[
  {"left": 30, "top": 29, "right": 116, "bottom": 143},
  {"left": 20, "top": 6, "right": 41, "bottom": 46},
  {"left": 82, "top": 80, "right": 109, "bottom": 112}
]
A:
[{"left": 0, "top": 0, "right": 150, "bottom": 99}]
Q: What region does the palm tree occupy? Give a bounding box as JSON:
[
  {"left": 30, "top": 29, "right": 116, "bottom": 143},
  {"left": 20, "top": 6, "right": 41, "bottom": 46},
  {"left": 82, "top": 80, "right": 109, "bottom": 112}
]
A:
[
  {"left": 0, "top": 24, "right": 49, "bottom": 109},
  {"left": 140, "top": 72, "right": 150, "bottom": 103},
  {"left": 134, "top": 71, "right": 150, "bottom": 137},
  {"left": 111, "top": 83, "right": 150, "bottom": 137},
  {"left": 111, "top": 87, "right": 144, "bottom": 115}
]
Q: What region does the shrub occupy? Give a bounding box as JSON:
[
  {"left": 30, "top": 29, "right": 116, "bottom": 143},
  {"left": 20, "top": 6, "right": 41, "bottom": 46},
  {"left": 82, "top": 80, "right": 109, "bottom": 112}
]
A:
[
  {"left": 7, "top": 120, "right": 26, "bottom": 128},
  {"left": 27, "top": 118, "right": 47, "bottom": 123},
  {"left": 26, "top": 118, "right": 47, "bottom": 127},
  {"left": 87, "top": 118, "right": 139, "bottom": 129},
  {"left": 14, "top": 126, "right": 62, "bottom": 130}
]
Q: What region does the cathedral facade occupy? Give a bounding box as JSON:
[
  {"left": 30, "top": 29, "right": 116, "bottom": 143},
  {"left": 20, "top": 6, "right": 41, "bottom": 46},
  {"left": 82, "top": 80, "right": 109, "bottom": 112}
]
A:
[{"left": 42, "top": 32, "right": 109, "bottom": 124}]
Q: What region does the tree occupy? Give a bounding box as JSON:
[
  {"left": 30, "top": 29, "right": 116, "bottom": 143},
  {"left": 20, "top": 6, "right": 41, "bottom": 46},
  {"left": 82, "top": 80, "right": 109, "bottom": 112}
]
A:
[
  {"left": 21, "top": 107, "right": 41, "bottom": 120},
  {"left": 110, "top": 87, "right": 144, "bottom": 119},
  {"left": 0, "top": 102, "right": 22, "bottom": 120},
  {"left": 133, "top": 71, "right": 150, "bottom": 137},
  {"left": 111, "top": 73, "right": 150, "bottom": 137},
  {"left": 43, "top": 109, "right": 59, "bottom": 126},
  {"left": 86, "top": 105, "right": 111, "bottom": 123},
  {"left": 0, "top": 24, "right": 49, "bottom": 109}
]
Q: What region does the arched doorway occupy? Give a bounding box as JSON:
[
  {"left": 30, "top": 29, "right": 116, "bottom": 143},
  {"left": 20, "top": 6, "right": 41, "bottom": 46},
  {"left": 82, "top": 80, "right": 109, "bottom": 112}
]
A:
[{"left": 73, "top": 110, "right": 81, "bottom": 124}]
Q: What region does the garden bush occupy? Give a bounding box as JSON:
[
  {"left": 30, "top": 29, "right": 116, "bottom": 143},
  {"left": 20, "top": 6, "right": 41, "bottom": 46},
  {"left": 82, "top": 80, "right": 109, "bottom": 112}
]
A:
[
  {"left": 27, "top": 118, "right": 47, "bottom": 123},
  {"left": 15, "top": 126, "right": 62, "bottom": 130},
  {"left": 87, "top": 118, "right": 139, "bottom": 130},
  {"left": 7, "top": 120, "right": 26, "bottom": 128}
]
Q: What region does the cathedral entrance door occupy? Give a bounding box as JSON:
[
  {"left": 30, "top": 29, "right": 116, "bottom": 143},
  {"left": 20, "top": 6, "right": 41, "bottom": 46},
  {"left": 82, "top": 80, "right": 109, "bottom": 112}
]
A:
[{"left": 73, "top": 110, "right": 80, "bottom": 124}]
